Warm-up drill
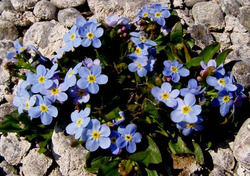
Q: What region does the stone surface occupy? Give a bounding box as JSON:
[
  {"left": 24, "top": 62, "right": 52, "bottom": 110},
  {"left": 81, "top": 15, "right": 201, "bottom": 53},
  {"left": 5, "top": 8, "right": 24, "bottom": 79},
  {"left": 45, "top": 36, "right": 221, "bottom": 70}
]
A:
[
  {"left": 192, "top": 2, "right": 225, "bottom": 30},
  {"left": 20, "top": 148, "right": 53, "bottom": 176},
  {"left": 1, "top": 10, "right": 31, "bottom": 26},
  {"left": 236, "top": 0, "right": 250, "bottom": 6},
  {"left": 87, "top": 0, "right": 171, "bottom": 22},
  {"left": 33, "top": 0, "right": 57, "bottom": 20},
  {"left": 239, "top": 6, "right": 250, "bottom": 32},
  {"left": 0, "top": 0, "right": 14, "bottom": 14},
  {"left": 23, "top": 11, "right": 40, "bottom": 24},
  {"left": 10, "top": 0, "right": 39, "bottom": 12},
  {"left": 0, "top": 133, "right": 31, "bottom": 165},
  {"left": 233, "top": 118, "right": 250, "bottom": 172},
  {"left": 51, "top": 126, "right": 94, "bottom": 176},
  {"left": 225, "top": 15, "right": 247, "bottom": 33},
  {"left": 50, "top": 0, "right": 87, "bottom": 9},
  {"left": 187, "top": 24, "right": 214, "bottom": 49},
  {"left": 211, "top": 32, "right": 231, "bottom": 51},
  {"left": 23, "top": 20, "right": 68, "bottom": 59},
  {"left": 185, "top": 0, "right": 206, "bottom": 7},
  {"left": 0, "top": 103, "right": 17, "bottom": 122},
  {"left": 0, "top": 21, "right": 19, "bottom": 40},
  {"left": 0, "top": 160, "right": 18, "bottom": 175},
  {"left": 48, "top": 166, "right": 63, "bottom": 176},
  {"left": 175, "top": 8, "right": 194, "bottom": 26},
  {"left": 219, "top": 0, "right": 240, "bottom": 16},
  {"left": 173, "top": 0, "right": 183, "bottom": 8},
  {"left": 58, "top": 8, "right": 81, "bottom": 27}
]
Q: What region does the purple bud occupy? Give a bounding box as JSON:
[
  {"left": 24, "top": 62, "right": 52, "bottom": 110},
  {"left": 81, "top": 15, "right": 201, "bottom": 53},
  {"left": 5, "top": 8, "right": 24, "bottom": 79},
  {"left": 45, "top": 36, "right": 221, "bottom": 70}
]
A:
[
  {"left": 123, "top": 33, "right": 127, "bottom": 37},
  {"left": 167, "top": 77, "right": 172, "bottom": 82},
  {"left": 121, "top": 26, "right": 126, "bottom": 31},
  {"left": 118, "top": 29, "right": 122, "bottom": 33}
]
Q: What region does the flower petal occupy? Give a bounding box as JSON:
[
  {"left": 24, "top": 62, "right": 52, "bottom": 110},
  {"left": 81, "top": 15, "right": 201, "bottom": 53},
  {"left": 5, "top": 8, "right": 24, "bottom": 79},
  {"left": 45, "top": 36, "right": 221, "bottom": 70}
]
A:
[
  {"left": 96, "top": 75, "right": 108, "bottom": 85},
  {"left": 99, "top": 137, "right": 111, "bottom": 149},
  {"left": 184, "top": 93, "right": 196, "bottom": 106},
  {"left": 88, "top": 83, "right": 99, "bottom": 94},
  {"left": 86, "top": 139, "right": 99, "bottom": 152}
]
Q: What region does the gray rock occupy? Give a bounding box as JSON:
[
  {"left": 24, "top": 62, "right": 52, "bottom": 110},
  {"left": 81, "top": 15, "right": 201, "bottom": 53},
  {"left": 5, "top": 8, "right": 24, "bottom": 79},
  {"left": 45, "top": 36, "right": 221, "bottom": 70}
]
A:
[
  {"left": 235, "top": 163, "right": 250, "bottom": 176},
  {"left": 225, "top": 15, "right": 247, "bottom": 33},
  {"left": 239, "top": 6, "right": 250, "bottom": 32},
  {"left": 211, "top": 32, "right": 231, "bottom": 51},
  {"left": 209, "top": 146, "right": 235, "bottom": 172},
  {"left": 0, "top": 133, "right": 31, "bottom": 165},
  {"left": 0, "top": 160, "right": 18, "bottom": 175},
  {"left": 23, "top": 11, "right": 40, "bottom": 24},
  {"left": 50, "top": 0, "right": 86, "bottom": 9},
  {"left": 20, "top": 148, "right": 53, "bottom": 176},
  {"left": 185, "top": 0, "right": 206, "bottom": 7},
  {"left": 88, "top": 0, "right": 171, "bottom": 22},
  {"left": 192, "top": 2, "right": 225, "bottom": 30},
  {"left": 51, "top": 127, "right": 94, "bottom": 176},
  {"left": 187, "top": 24, "right": 214, "bottom": 49},
  {"left": 209, "top": 166, "right": 229, "bottom": 176},
  {"left": 10, "top": 0, "right": 39, "bottom": 12},
  {"left": 219, "top": 0, "right": 240, "bottom": 16},
  {"left": 23, "top": 20, "right": 68, "bottom": 59},
  {"left": 0, "top": 40, "right": 14, "bottom": 61},
  {"left": 1, "top": 10, "right": 31, "bottom": 26},
  {"left": 33, "top": 0, "right": 57, "bottom": 20},
  {"left": 0, "top": 21, "right": 19, "bottom": 40},
  {"left": 173, "top": 0, "right": 183, "bottom": 8},
  {"left": 233, "top": 118, "right": 250, "bottom": 172},
  {"left": 0, "top": 0, "right": 14, "bottom": 14},
  {"left": 48, "top": 166, "right": 63, "bottom": 176},
  {"left": 176, "top": 8, "right": 194, "bottom": 26},
  {"left": 0, "top": 103, "right": 17, "bottom": 122},
  {"left": 58, "top": 8, "right": 81, "bottom": 27},
  {"left": 236, "top": 0, "right": 250, "bottom": 6}
]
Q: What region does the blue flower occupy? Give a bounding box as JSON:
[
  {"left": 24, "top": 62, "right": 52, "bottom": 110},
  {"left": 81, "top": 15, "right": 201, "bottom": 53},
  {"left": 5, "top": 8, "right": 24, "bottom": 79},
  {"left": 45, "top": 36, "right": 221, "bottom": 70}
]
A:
[
  {"left": 200, "top": 59, "right": 217, "bottom": 72},
  {"left": 212, "top": 90, "right": 234, "bottom": 117},
  {"left": 206, "top": 75, "right": 237, "bottom": 92},
  {"left": 106, "top": 14, "right": 119, "bottom": 27},
  {"left": 69, "top": 86, "right": 90, "bottom": 104},
  {"left": 112, "top": 111, "right": 125, "bottom": 126},
  {"left": 81, "top": 119, "right": 111, "bottom": 152},
  {"left": 163, "top": 59, "right": 190, "bottom": 83},
  {"left": 63, "top": 25, "right": 81, "bottom": 51},
  {"left": 6, "top": 40, "right": 28, "bottom": 62},
  {"left": 82, "top": 58, "right": 101, "bottom": 69},
  {"left": 137, "top": 6, "right": 151, "bottom": 19},
  {"left": 130, "top": 32, "right": 157, "bottom": 47},
  {"left": 77, "top": 65, "right": 108, "bottom": 94},
  {"left": 75, "top": 16, "right": 87, "bottom": 28},
  {"left": 177, "top": 116, "right": 204, "bottom": 136},
  {"left": 170, "top": 93, "right": 201, "bottom": 123},
  {"left": 51, "top": 47, "right": 65, "bottom": 62},
  {"left": 64, "top": 63, "right": 82, "bottom": 87},
  {"left": 41, "top": 79, "right": 68, "bottom": 103},
  {"left": 128, "top": 57, "right": 148, "bottom": 77},
  {"left": 66, "top": 108, "right": 91, "bottom": 139},
  {"left": 28, "top": 95, "right": 58, "bottom": 125},
  {"left": 27, "top": 64, "right": 58, "bottom": 93},
  {"left": 180, "top": 79, "right": 206, "bottom": 96},
  {"left": 149, "top": 4, "right": 170, "bottom": 26},
  {"left": 79, "top": 22, "right": 104, "bottom": 48},
  {"left": 116, "top": 124, "right": 142, "bottom": 154},
  {"left": 151, "top": 82, "right": 179, "bottom": 108},
  {"left": 145, "top": 55, "right": 155, "bottom": 72},
  {"left": 128, "top": 45, "right": 148, "bottom": 61},
  {"left": 109, "top": 131, "right": 121, "bottom": 155},
  {"left": 13, "top": 88, "right": 36, "bottom": 114}
]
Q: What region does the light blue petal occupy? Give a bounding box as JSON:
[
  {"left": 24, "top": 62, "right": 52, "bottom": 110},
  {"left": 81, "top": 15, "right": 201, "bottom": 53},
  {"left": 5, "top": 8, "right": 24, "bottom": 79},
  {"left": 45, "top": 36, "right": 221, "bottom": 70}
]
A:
[
  {"left": 96, "top": 75, "right": 108, "bottom": 85},
  {"left": 172, "top": 73, "right": 180, "bottom": 83},
  {"left": 170, "top": 89, "right": 179, "bottom": 98},
  {"left": 37, "top": 65, "right": 46, "bottom": 76},
  {"left": 71, "top": 110, "right": 79, "bottom": 122},
  {"left": 28, "top": 107, "right": 42, "bottom": 118},
  {"left": 126, "top": 124, "right": 137, "bottom": 135},
  {"left": 95, "top": 28, "right": 104, "bottom": 38},
  {"left": 92, "top": 38, "right": 102, "bottom": 48},
  {"left": 180, "top": 88, "right": 190, "bottom": 96},
  {"left": 57, "top": 92, "right": 68, "bottom": 102},
  {"left": 99, "top": 137, "right": 111, "bottom": 149},
  {"left": 40, "top": 113, "right": 52, "bottom": 125},
  {"left": 128, "top": 63, "right": 138, "bottom": 72},
  {"left": 151, "top": 87, "right": 162, "bottom": 100},
  {"left": 80, "top": 107, "right": 90, "bottom": 118},
  {"left": 133, "top": 132, "right": 142, "bottom": 143},
  {"left": 225, "top": 84, "right": 237, "bottom": 91},
  {"left": 48, "top": 105, "right": 58, "bottom": 117},
  {"left": 184, "top": 93, "right": 196, "bottom": 106},
  {"left": 75, "top": 128, "right": 84, "bottom": 139},
  {"left": 184, "top": 114, "right": 198, "bottom": 123},
  {"left": 182, "top": 128, "right": 192, "bottom": 136},
  {"left": 206, "top": 76, "right": 217, "bottom": 86},
  {"left": 78, "top": 67, "right": 91, "bottom": 78},
  {"left": 116, "top": 136, "right": 127, "bottom": 148},
  {"left": 170, "top": 110, "right": 184, "bottom": 123},
  {"left": 90, "top": 119, "right": 100, "bottom": 130},
  {"left": 137, "top": 68, "right": 147, "bottom": 77},
  {"left": 81, "top": 38, "right": 92, "bottom": 47},
  {"left": 86, "top": 139, "right": 99, "bottom": 152},
  {"left": 161, "top": 82, "right": 171, "bottom": 93},
  {"left": 220, "top": 103, "right": 230, "bottom": 117},
  {"left": 64, "top": 42, "right": 73, "bottom": 52},
  {"left": 73, "top": 38, "right": 81, "bottom": 48},
  {"left": 166, "top": 98, "right": 177, "bottom": 108},
  {"left": 191, "top": 105, "right": 202, "bottom": 115},
  {"left": 99, "top": 124, "right": 111, "bottom": 137},
  {"left": 77, "top": 78, "right": 89, "bottom": 89},
  {"left": 63, "top": 33, "right": 71, "bottom": 41},
  {"left": 66, "top": 123, "right": 77, "bottom": 135},
  {"left": 88, "top": 82, "right": 99, "bottom": 94},
  {"left": 178, "top": 68, "right": 190, "bottom": 77},
  {"left": 91, "top": 65, "right": 101, "bottom": 76},
  {"left": 126, "top": 141, "right": 136, "bottom": 153}
]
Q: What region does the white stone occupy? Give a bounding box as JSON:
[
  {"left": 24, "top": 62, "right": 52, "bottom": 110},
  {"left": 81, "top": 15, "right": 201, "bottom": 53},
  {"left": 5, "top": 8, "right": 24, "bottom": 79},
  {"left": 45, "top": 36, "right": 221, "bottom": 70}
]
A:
[
  {"left": 173, "top": 0, "right": 183, "bottom": 8},
  {"left": 58, "top": 8, "right": 81, "bottom": 27},
  {"left": 10, "top": 0, "right": 39, "bottom": 12},
  {"left": 1, "top": 10, "right": 31, "bottom": 26},
  {"left": 33, "top": 0, "right": 57, "bottom": 20},
  {"left": 0, "top": 20, "right": 19, "bottom": 40},
  {"left": 50, "top": 0, "right": 86, "bottom": 9}
]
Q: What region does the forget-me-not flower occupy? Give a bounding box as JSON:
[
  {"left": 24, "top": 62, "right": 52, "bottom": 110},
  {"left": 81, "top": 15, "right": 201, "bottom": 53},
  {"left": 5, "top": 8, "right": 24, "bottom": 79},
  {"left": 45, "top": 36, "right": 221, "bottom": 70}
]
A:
[
  {"left": 206, "top": 75, "right": 237, "bottom": 92},
  {"left": 180, "top": 79, "right": 206, "bottom": 96},
  {"left": 130, "top": 32, "right": 157, "bottom": 47},
  {"left": 170, "top": 93, "right": 201, "bottom": 123},
  {"left": 109, "top": 131, "right": 121, "bottom": 155},
  {"left": 82, "top": 58, "right": 101, "bottom": 69},
  {"left": 63, "top": 25, "right": 82, "bottom": 51},
  {"left": 112, "top": 111, "right": 125, "bottom": 126},
  {"left": 128, "top": 57, "right": 148, "bottom": 77},
  {"left": 128, "top": 45, "right": 148, "bottom": 61},
  {"left": 6, "top": 40, "right": 28, "bottom": 62},
  {"left": 82, "top": 119, "right": 111, "bottom": 152},
  {"left": 28, "top": 95, "right": 58, "bottom": 125},
  {"left": 77, "top": 65, "right": 108, "bottom": 94},
  {"left": 69, "top": 86, "right": 90, "bottom": 104},
  {"left": 150, "top": 4, "right": 170, "bottom": 26},
  {"left": 151, "top": 82, "right": 179, "bottom": 108},
  {"left": 176, "top": 116, "right": 204, "bottom": 136},
  {"left": 13, "top": 89, "right": 36, "bottom": 114},
  {"left": 64, "top": 63, "right": 82, "bottom": 88},
  {"left": 116, "top": 124, "right": 142, "bottom": 154},
  {"left": 163, "top": 59, "right": 190, "bottom": 83},
  {"left": 66, "top": 108, "right": 91, "bottom": 139}
]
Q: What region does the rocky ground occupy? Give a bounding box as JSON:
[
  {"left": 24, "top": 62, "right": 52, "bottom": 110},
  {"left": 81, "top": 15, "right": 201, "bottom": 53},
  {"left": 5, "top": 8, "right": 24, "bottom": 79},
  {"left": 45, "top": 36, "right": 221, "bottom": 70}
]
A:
[{"left": 0, "top": 0, "right": 249, "bottom": 175}]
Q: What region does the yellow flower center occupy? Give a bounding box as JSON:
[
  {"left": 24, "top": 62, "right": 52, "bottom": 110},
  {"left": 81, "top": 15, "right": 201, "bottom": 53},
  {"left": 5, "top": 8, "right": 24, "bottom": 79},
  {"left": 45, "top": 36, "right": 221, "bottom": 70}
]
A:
[
  {"left": 125, "top": 134, "right": 132, "bottom": 142},
  {"left": 78, "top": 89, "right": 85, "bottom": 97},
  {"left": 25, "top": 101, "right": 29, "bottom": 109},
  {"left": 76, "top": 119, "right": 83, "bottom": 127},
  {"left": 20, "top": 46, "right": 26, "bottom": 51},
  {"left": 155, "top": 12, "right": 162, "bottom": 18},
  {"left": 88, "top": 75, "right": 96, "bottom": 83},
  {"left": 137, "top": 63, "right": 143, "bottom": 68},
  {"left": 40, "top": 104, "right": 48, "bottom": 113},
  {"left": 111, "top": 137, "right": 116, "bottom": 144},
  {"left": 171, "top": 66, "right": 178, "bottom": 73},
  {"left": 118, "top": 116, "right": 124, "bottom": 120},
  {"left": 182, "top": 105, "right": 191, "bottom": 114},
  {"left": 218, "top": 79, "right": 226, "bottom": 86},
  {"left": 187, "top": 123, "right": 196, "bottom": 128},
  {"left": 68, "top": 71, "right": 74, "bottom": 78},
  {"left": 222, "top": 95, "right": 230, "bottom": 103},
  {"left": 51, "top": 88, "right": 59, "bottom": 95},
  {"left": 135, "top": 47, "right": 142, "bottom": 55},
  {"left": 139, "top": 36, "right": 147, "bottom": 43},
  {"left": 38, "top": 76, "right": 46, "bottom": 83},
  {"left": 70, "top": 33, "right": 76, "bottom": 40},
  {"left": 87, "top": 32, "right": 94, "bottom": 39},
  {"left": 142, "top": 12, "right": 148, "bottom": 18},
  {"left": 92, "top": 131, "right": 100, "bottom": 139},
  {"left": 161, "top": 93, "right": 170, "bottom": 100}
]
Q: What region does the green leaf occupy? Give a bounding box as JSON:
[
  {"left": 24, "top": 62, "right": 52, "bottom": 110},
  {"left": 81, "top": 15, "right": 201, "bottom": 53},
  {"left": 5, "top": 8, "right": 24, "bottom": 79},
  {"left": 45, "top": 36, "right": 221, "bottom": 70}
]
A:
[
  {"left": 170, "top": 22, "right": 183, "bottom": 44},
  {"left": 100, "top": 160, "right": 120, "bottom": 176},
  {"left": 216, "top": 49, "right": 233, "bottom": 66},
  {"left": 168, "top": 136, "right": 193, "bottom": 155},
  {"left": 192, "top": 141, "right": 204, "bottom": 165},
  {"left": 142, "top": 99, "right": 157, "bottom": 117},
  {"left": 130, "top": 136, "right": 162, "bottom": 167},
  {"left": 145, "top": 168, "right": 158, "bottom": 176},
  {"left": 85, "top": 152, "right": 111, "bottom": 173},
  {"left": 183, "top": 42, "right": 191, "bottom": 62},
  {"left": 105, "top": 107, "right": 120, "bottom": 121},
  {"left": 186, "top": 57, "right": 203, "bottom": 68},
  {"left": 38, "top": 148, "right": 47, "bottom": 154},
  {"left": 156, "top": 45, "right": 167, "bottom": 54},
  {"left": 199, "top": 43, "right": 220, "bottom": 64}
]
